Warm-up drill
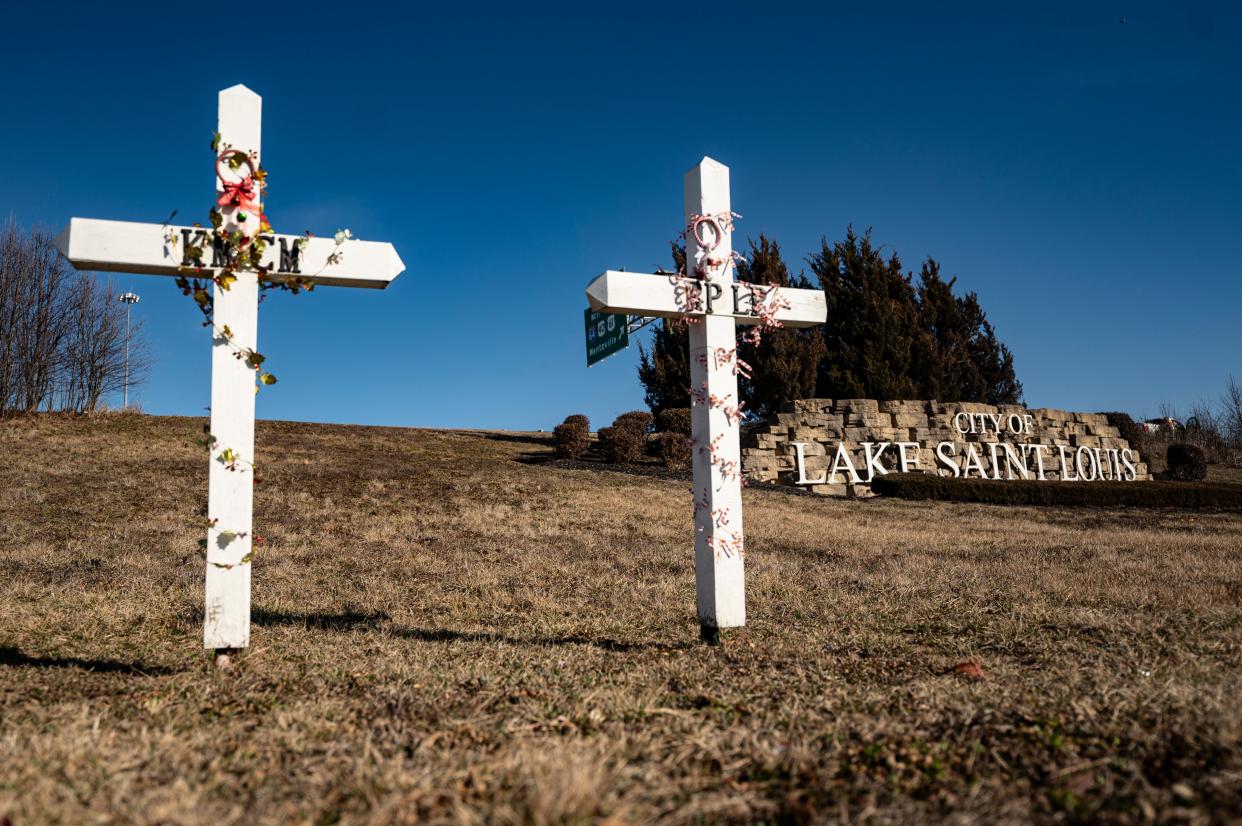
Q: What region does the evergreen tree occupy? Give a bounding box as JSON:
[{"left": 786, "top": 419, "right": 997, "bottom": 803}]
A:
[
  {"left": 735, "top": 235, "right": 825, "bottom": 418},
  {"left": 808, "top": 227, "right": 923, "bottom": 400},
  {"left": 637, "top": 243, "right": 692, "bottom": 415},
  {"left": 915, "top": 259, "right": 1023, "bottom": 404},
  {"left": 914, "top": 258, "right": 977, "bottom": 401},
  {"left": 966, "top": 299, "right": 1023, "bottom": 404},
  {"left": 636, "top": 228, "right": 1024, "bottom": 417}
]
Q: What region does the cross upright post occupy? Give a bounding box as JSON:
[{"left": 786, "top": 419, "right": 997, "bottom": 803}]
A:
[
  {"left": 585, "top": 157, "right": 827, "bottom": 642},
  {"left": 685, "top": 159, "right": 745, "bottom": 640},
  {"left": 203, "top": 85, "right": 262, "bottom": 651},
  {"left": 55, "top": 84, "right": 406, "bottom": 658}
]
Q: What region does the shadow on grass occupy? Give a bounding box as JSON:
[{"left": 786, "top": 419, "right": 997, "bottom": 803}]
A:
[
  {"left": 470, "top": 432, "right": 552, "bottom": 446},
  {"left": 386, "top": 625, "right": 694, "bottom": 653},
  {"left": 252, "top": 608, "right": 391, "bottom": 630},
  {"left": 515, "top": 450, "right": 559, "bottom": 464},
  {"left": 250, "top": 608, "right": 691, "bottom": 653},
  {"left": 522, "top": 454, "right": 692, "bottom": 482},
  {"left": 0, "top": 646, "right": 176, "bottom": 675},
  {"left": 527, "top": 456, "right": 826, "bottom": 500}
]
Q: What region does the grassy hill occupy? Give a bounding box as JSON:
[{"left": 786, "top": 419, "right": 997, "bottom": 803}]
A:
[{"left": 1, "top": 413, "right": 1240, "bottom": 824}]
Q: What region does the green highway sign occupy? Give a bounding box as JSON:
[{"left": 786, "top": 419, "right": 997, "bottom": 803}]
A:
[{"left": 584, "top": 309, "right": 629, "bottom": 366}]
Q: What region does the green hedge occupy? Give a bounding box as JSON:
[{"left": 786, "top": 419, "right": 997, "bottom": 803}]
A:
[{"left": 870, "top": 473, "right": 1242, "bottom": 510}]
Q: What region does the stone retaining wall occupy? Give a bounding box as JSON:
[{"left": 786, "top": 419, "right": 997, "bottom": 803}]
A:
[{"left": 742, "top": 399, "right": 1149, "bottom": 497}]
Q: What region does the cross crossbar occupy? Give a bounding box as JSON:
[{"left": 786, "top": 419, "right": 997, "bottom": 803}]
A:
[
  {"left": 586, "top": 269, "right": 825, "bottom": 327},
  {"left": 53, "top": 84, "right": 405, "bottom": 657},
  {"left": 583, "top": 157, "right": 827, "bottom": 641},
  {"left": 57, "top": 218, "right": 403, "bottom": 290}
]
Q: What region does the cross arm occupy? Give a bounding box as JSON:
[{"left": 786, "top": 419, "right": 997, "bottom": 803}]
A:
[
  {"left": 585, "top": 270, "right": 826, "bottom": 328},
  {"left": 55, "top": 218, "right": 405, "bottom": 289}
]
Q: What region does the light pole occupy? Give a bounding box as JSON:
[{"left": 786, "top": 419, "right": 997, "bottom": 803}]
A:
[{"left": 118, "top": 291, "right": 140, "bottom": 409}]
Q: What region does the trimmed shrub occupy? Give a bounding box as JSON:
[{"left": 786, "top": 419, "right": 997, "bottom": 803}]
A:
[
  {"left": 1167, "top": 444, "right": 1208, "bottom": 481},
  {"left": 598, "top": 412, "right": 650, "bottom": 464},
  {"left": 1100, "top": 411, "right": 1144, "bottom": 448},
  {"left": 614, "top": 410, "right": 654, "bottom": 434},
  {"left": 596, "top": 426, "right": 614, "bottom": 458},
  {"left": 650, "top": 407, "right": 700, "bottom": 467},
  {"left": 553, "top": 414, "right": 590, "bottom": 460},
  {"left": 598, "top": 426, "right": 643, "bottom": 464},
  {"left": 870, "top": 473, "right": 1241, "bottom": 510},
  {"left": 655, "top": 431, "right": 692, "bottom": 470},
  {"left": 655, "top": 407, "right": 692, "bottom": 437},
  {"left": 651, "top": 408, "right": 693, "bottom": 469}
]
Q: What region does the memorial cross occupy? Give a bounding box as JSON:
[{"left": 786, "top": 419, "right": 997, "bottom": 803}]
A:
[
  {"left": 585, "top": 158, "right": 826, "bottom": 641},
  {"left": 55, "top": 85, "right": 405, "bottom": 655}
]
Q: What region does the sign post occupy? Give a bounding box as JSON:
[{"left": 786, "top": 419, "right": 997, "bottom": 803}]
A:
[{"left": 585, "top": 157, "right": 826, "bottom": 641}]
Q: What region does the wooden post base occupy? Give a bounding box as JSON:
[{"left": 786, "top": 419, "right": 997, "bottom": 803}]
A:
[
  {"left": 699, "top": 624, "right": 722, "bottom": 646},
  {"left": 212, "top": 648, "right": 243, "bottom": 670}
]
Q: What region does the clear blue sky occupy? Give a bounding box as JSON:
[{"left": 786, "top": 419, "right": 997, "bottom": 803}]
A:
[{"left": 2, "top": 2, "right": 1238, "bottom": 429}]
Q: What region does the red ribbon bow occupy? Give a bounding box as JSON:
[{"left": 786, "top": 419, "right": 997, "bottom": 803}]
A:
[{"left": 217, "top": 177, "right": 257, "bottom": 211}]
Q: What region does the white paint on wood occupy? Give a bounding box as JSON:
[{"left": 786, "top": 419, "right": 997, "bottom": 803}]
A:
[
  {"left": 203, "top": 84, "right": 262, "bottom": 651},
  {"left": 585, "top": 269, "right": 825, "bottom": 327},
  {"left": 685, "top": 158, "right": 746, "bottom": 631},
  {"left": 582, "top": 157, "right": 827, "bottom": 634},
  {"left": 203, "top": 271, "right": 258, "bottom": 649},
  {"left": 54, "top": 218, "right": 404, "bottom": 289},
  {"left": 54, "top": 83, "right": 406, "bottom": 653}
]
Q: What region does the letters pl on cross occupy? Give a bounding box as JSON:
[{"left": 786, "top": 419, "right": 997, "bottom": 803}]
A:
[{"left": 584, "top": 157, "right": 826, "bottom": 642}]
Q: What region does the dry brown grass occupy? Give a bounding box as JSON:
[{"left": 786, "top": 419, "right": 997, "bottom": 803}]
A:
[{"left": 1, "top": 413, "right": 1240, "bottom": 824}]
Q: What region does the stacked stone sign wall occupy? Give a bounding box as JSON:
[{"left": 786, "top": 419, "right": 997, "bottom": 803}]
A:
[{"left": 742, "top": 399, "right": 1149, "bottom": 497}]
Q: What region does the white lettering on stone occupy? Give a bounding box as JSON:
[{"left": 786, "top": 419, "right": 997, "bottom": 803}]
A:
[
  {"left": 987, "top": 443, "right": 1003, "bottom": 479},
  {"left": 861, "top": 442, "right": 891, "bottom": 482},
  {"left": 935, "top": 441, "right": 961, "bottom": 477},
  {"left": 896, "top": 442, "right": 920, "bottom": 472},
  {"left": 1076, "top": 446, "right": 1098, "bottom": 481},
  {"left": 828, "top": 442, "right": 863, "bottom": 484},
  {"left": 761, "top": 406, "right": 1146, "bottom": 491},
  {"left": 991, "top": 442, "right": 1029, "bottom": 480},
  {"left": 962, "top": 443, "right": 987, "bottom": 478},
  {"left": 1121, "top": 448, "right": 1137, "bottom": 481},
  {"left": 1023, "top": 443, "right": 1050, "bottom": 480},
  {"left": 790, "top": 442, "right": 826, "bottom": 485},
  {"left": 1058, "top": 445, "right": 1079, "bottom": 481}
]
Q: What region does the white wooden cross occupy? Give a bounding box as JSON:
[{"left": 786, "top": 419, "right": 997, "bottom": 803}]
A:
[
  {"left": 55, "top": 85, "right": 405, "bottom": 655},
  {"left": 585, "top": 157, "right": 826, "bottom": 642}
]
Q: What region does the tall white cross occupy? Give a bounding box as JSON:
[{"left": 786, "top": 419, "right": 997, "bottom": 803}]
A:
[
  {"left": 56, "top": 85, "right": 405, "bottom": 655},
  {"left": 585, "top": 157, "right": 826, "bottom": 642}
]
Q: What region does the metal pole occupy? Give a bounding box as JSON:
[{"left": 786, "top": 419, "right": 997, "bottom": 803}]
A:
[
  {"left": 124, "top": 304, "right": 131, "bottom": 408},
  {"left": 118, "top": 292, "right": 140, "bottom": 409}
]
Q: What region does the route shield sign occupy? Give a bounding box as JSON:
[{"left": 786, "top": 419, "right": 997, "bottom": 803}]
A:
[{"left": 584, "top": 309, "right": 628, "bottom": 366}]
